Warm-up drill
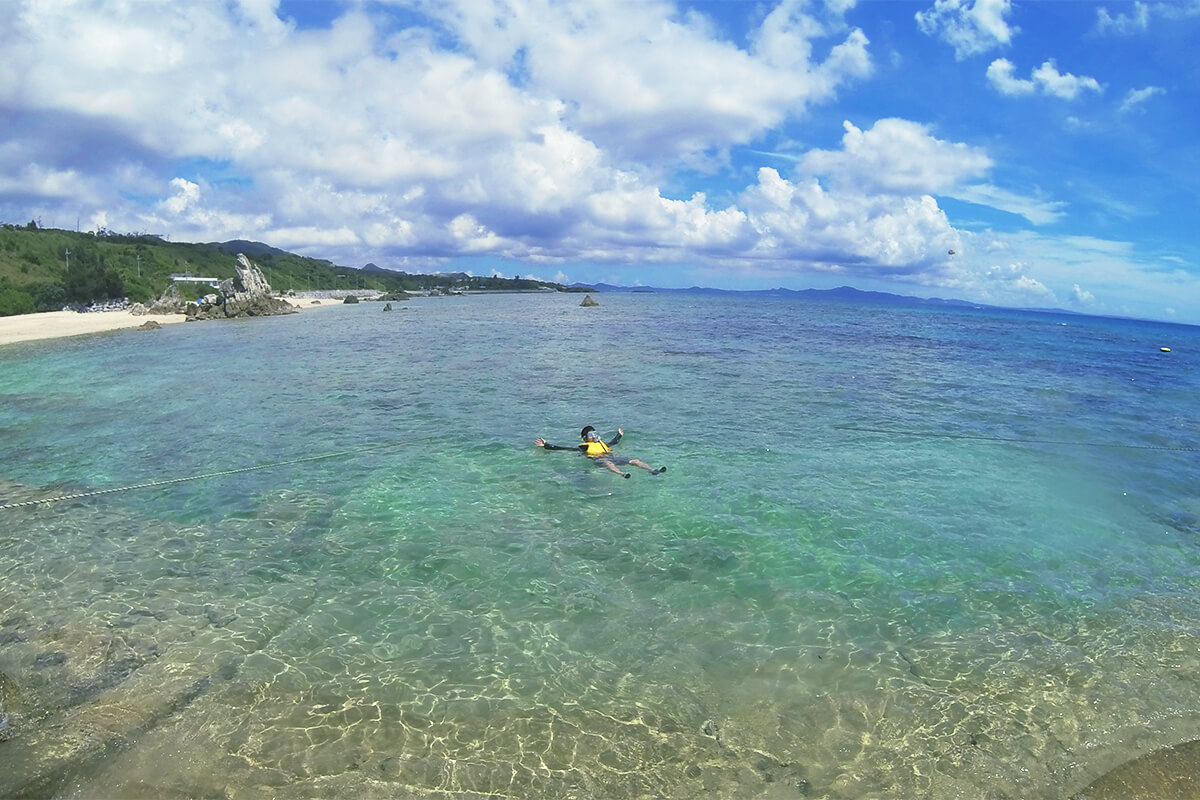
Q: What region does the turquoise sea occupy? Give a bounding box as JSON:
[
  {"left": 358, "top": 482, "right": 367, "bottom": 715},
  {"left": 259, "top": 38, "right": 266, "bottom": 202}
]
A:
[{"left": 2, "top": 292, "right": 1200, "bottom": 799}]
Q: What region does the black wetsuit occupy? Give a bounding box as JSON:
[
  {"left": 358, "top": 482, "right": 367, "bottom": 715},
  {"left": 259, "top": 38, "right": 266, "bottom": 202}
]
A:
[{"left": 542, "top": 432, "right": 624, "bottom": 461}]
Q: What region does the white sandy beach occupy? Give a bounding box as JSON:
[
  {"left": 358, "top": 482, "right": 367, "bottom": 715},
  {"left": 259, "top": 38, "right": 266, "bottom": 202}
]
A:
[
  {"left": 0, "top": 296, "right": 350, "bottom": 348},
  {"left": 0, "top": 310, "right": 188, "bottom": 347}
]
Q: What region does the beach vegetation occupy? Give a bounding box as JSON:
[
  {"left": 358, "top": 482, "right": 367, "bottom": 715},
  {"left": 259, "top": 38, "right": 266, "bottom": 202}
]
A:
[
  {"left": 0, "top": 277, "right": 72, "bottom": 316},
  {"left": 0, "top": 283, "right": 36, "bottom": 316},
  {"left": 63, "top": 245, "right": 125, "bottom": 304},
  {"left": 29, "top": 282, "right": 68, "bottom": 311}
]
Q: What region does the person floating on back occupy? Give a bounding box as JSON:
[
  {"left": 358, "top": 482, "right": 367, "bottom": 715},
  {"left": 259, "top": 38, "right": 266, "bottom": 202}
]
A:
[{"left": 535, "top": 426, "right": 667, "bottom": 479}]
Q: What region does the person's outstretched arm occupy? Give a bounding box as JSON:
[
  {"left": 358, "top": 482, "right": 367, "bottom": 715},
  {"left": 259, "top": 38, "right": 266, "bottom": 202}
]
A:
[
  {"left": 607, "top": 428, "right": 623, "bottom": 448},
  {"left": 535, "top": 438, "right": 578, "bottom": 451}
]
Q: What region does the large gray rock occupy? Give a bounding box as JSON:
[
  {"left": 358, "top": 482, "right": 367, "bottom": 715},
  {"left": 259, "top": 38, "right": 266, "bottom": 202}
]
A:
[
  {"left": 143, "top": 284, "right": 189, "bottom": 315},
  {"left": 580, "top": 294, "right": 599, "bottom": 307},
  {"left": 187, "top": 254, "right": 296, "bottom": 320}
]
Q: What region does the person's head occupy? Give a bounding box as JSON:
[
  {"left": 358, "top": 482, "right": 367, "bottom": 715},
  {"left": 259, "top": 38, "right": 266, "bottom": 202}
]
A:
[{"left": 580, "top": 425, "right": 597, "bottom": 441}]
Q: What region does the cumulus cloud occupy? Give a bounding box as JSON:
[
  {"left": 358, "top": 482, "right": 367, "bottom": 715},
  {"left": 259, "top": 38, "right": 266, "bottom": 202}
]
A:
[
  {"left": 0, "top": 0, "right": 884, "bottom": 264},
  {"left": 161, "top": 178, "right": 201, "bottom": 215},
  {"left": 409, "top": 0, "right": 871, "bottom": 165},
  {"left": 915, "top": 0, "right": 1017, "bottom": 60},
  {"left": 0, "top": 0, "right": 1123, "bottom": 310},
  {"left": 796, "top": 119, "right": 1070, "bottom": 230},
  {"left": 738, "top": 168, "right": 960, "bottom": 276},
  {"left": 1032, "top": 60, "right": 1104, "bottom": 99},
  {"left": 801, "top": 119, "right": 992, "bottom": 195},
  {"left": 987, "top": 58, "right": 1104, "bottom": 99},
  {"left": 985, "top": 59, "right": 1035, "bottom": 95},
  {"left": 150, "top": 176, "right": 272, "bottom": 241}
]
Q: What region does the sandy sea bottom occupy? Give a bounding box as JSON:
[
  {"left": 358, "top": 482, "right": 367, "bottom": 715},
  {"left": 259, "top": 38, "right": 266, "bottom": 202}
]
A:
[{"left": 2, "top": 293, "right": 1200, "bottom": 798}]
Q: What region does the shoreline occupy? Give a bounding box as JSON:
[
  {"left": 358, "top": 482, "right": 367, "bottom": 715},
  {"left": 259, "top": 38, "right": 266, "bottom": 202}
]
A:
[{"left": 0, "top": 295, "right": 351, "bottom": 348}]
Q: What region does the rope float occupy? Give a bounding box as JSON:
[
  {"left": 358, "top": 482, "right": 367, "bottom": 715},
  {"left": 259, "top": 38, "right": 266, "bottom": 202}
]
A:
[
  {"left": 834, "top": 425, "right": 1200, "bottom": 453},
  {"left": 0, "top": 438, "right": 421, "bottom": 512}
]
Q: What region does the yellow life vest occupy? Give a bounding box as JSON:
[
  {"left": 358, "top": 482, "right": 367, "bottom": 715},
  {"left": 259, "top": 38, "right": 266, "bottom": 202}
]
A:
[{"left": 582, "top": 439, "right": 611, "bottom": 457}]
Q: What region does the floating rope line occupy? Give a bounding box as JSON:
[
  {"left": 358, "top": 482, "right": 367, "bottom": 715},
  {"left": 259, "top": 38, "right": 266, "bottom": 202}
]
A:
[
  {"left": 0, "top": 438, "right": 423, "bottom": 511},
  {"left": 833, "top": 425, "right": 1200, "bottom": 453}
]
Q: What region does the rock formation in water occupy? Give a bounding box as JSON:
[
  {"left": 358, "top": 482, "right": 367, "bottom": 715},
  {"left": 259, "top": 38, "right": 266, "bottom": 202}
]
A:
[
  {"left": 580, "top": 294, "right": 599, "bottom": 307},
  {"left": 187, "top": 254, "right": 296, "bottom": 321}
]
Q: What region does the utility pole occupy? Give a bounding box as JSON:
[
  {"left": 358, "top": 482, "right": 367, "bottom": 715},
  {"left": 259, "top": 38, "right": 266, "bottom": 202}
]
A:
[
  {"left": 64, "top": 247, "right": 71, "bottom": 270},
  {"left": 135, "top": 253, "right": 141, "bottom": 277}
]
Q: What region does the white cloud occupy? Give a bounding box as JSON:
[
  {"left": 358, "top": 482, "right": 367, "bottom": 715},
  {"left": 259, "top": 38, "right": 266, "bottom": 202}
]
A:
[
  {"left": 0, "top": 0, "right": 884, "bottom": 266},
  {"left": 987, "top": 58, "right": 1103, "bottom": 99},
  {"left": 961, "top": 229, "right": 1200, "bottom": 321},
  {"left": 151, "top": 177, "right": 272, "bottom": 241},
  {"left": 916, "top": 0, "right": 1017, "bottom": 60},
  {"left": 162, "top": 178, "right": 201, "bottom": 215},
  {"left": 981, "top": 261, "right": 1055, "bottom": 301},
  {"left": 411, "top": 0, "right": 872, "bottom": 165},
  {"left": 1106, "top": 1, "right": 1195, "bottom": 35},
  {"left": 944, "top": 183, "right": 1065, "bottom": 225},
  {"left": 0, "top": 164, "right": 88, "bottom": 201},
  {"left": 1119, "top": 86, "right": 1166, "bottom": 112},
  {"left": 985, "top": 59, "right": 1035, "bottom": 95},
  {"left": 738, "top": 167, "right": 960, "bottom": 276},
  {"left": 1032, "top": 60, "right": 1104, "bottom": 99},
  {"left": 4, "top": 0, "right": 1192, "bottom": 320},
  {"left": 801, "top": 119, "right": 992, "bottom": 195},
  {"left": 1095, "top": 2, "right": 1152, "bottom": 34},
  {"left": 267, "top": 226, "right": 361, "bottom": 250}
]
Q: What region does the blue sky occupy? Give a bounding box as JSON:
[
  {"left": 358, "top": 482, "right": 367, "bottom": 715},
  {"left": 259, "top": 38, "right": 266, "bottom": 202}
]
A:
[{"left": 3, "top": 1, "right": 1199, "bottom": 323}]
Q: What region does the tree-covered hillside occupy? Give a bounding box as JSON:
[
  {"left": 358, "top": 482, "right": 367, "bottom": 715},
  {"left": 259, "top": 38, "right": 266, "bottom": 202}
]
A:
[{"left": 0, "top": 222, "right": 576, "bottom": 316}]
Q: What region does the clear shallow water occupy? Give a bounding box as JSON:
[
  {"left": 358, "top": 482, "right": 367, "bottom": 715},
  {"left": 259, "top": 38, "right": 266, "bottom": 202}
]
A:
[{"left": 2, "top": 294, "right": 1200, "bottom": 798}]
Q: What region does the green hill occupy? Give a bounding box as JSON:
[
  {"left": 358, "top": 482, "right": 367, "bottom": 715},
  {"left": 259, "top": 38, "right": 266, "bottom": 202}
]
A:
[{"left": 0, "top": 222, "right": 563, "bottom": 316}]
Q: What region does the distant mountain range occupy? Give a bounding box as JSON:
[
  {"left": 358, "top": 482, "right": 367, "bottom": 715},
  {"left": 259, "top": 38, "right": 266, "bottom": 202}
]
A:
[
  {"left": 362, "top": 262, "right": 471, "bottom": 281},
  {"left": 570, "top": 283, "right": 1094, "bottom": 317},
  {"left": 573, "top": 283, "right": 984, "bottom": 308}
]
